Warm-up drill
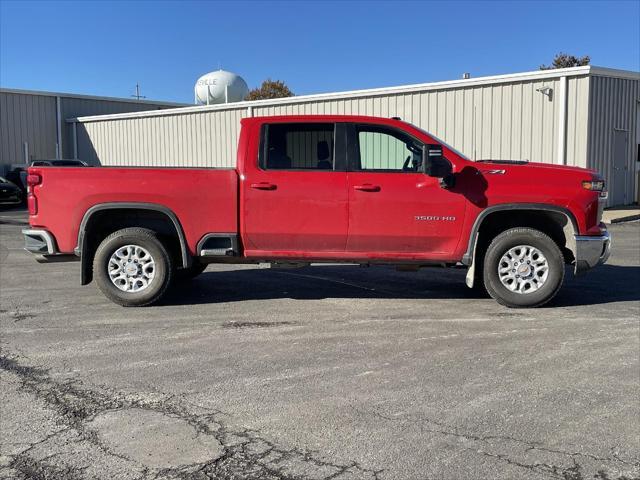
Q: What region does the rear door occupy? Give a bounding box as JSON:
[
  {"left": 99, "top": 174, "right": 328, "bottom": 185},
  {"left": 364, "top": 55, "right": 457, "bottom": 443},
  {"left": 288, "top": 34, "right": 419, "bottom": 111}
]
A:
[
  {"left": 242, "top": 122, "right": 349, "bottom": 254},
  {"left": 345, "top": 123, "right": 466, "bottom": 258}
]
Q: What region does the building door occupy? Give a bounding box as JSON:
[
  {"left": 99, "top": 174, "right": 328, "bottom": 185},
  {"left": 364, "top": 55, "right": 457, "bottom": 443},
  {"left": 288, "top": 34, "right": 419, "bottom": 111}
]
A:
[{"left": 612, "top": 129, "right": 628, "bottom": 206}]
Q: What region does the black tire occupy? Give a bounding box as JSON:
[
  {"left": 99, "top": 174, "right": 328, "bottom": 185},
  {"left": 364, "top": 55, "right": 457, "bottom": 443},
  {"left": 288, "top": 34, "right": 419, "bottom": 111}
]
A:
[
  {"left": 175, "top": 262, "right": 208, "bottom": 281},
  {"left": 483, "top": 227, "right": 564, "bottom": 308},
  {"left": 93, "top": 227, "right": 173, "bottom": 307}
]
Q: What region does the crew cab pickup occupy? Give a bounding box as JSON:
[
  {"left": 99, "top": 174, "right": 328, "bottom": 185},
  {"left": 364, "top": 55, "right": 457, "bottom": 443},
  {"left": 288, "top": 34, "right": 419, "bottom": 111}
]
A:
[{"left": 23, "top": 115, "right": 610, "bottom": 307}]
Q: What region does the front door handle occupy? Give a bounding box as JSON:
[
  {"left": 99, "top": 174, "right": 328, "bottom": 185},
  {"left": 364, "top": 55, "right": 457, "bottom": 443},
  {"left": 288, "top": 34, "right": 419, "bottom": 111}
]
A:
[
  {"left": 250, "top": 182, "right": 277, "bottom": 190},
  {"left": 353, "top": 184, "right": 381, "bottom": 192}
]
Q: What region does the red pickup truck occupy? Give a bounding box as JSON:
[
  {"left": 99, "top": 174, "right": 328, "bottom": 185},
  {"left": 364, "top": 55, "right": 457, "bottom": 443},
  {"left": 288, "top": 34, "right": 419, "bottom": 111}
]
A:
[{"left": 23, "top": 115, "right": 610, "bottom": 308}]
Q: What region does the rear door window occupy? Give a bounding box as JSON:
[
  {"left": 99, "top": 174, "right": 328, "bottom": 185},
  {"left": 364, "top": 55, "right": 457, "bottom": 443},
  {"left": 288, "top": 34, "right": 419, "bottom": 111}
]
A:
[{"left": 261, "top": 123, "right": 336, "bottom": 170}]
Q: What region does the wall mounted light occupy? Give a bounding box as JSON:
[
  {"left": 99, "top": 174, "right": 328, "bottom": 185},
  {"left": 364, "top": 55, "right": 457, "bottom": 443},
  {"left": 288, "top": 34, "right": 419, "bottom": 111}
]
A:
[{"left": 536, "top": 86, "right": 553, "bottom": 100}]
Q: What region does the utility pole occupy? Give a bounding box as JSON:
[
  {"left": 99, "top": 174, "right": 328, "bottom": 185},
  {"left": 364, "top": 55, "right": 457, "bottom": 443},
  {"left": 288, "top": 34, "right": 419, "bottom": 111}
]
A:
[{"left": 131, "top": 83, "right": 146, "bottom": 100}]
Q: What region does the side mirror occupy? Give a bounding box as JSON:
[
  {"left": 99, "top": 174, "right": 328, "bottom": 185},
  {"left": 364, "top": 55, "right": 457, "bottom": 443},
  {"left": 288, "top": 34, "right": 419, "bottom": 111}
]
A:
[{"left": 423, "top": 144, "right": 452, "bottom": 178}]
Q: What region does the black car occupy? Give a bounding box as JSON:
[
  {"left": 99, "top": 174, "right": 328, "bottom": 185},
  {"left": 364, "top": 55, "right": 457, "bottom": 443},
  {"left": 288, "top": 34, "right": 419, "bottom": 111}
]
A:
[
  {"left": 0, "top": 176, "right": 23, "bottom": 205},
  {"left": 30, "top": 159, "right": 88, "bottom": 167}
]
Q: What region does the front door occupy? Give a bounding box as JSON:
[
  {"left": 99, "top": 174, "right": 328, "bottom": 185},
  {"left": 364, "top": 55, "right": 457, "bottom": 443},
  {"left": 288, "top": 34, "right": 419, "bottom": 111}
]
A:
[
  {"left": 242, "top": 122, "right": 349, "bottom": 255},
  {"left": 345, "top": 124, "right": 466, "bottom": 259}
]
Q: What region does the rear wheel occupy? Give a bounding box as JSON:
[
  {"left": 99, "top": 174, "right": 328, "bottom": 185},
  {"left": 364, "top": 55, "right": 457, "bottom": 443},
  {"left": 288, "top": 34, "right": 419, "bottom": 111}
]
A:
[
  {"left": 93, "top": 227, "right": 173, "bottom": 307},
  {"left": 483, "top": 227, "right": 564, "bottom": 308}
]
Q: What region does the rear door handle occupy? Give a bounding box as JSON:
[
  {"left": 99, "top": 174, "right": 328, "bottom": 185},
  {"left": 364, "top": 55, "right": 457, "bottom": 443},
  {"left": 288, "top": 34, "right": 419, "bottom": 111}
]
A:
[
  {"left": 250, "top": 182, "right": 277, "bottom": 190},
  {"left": 353, "top": 184, "right": 381, "bottom": 192}
]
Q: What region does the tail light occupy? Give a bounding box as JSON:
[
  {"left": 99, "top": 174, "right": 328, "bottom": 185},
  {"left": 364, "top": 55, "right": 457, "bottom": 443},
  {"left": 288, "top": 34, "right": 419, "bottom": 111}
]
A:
[
  {"left": 27, "top": 194, "right": 38, "bottom": 215},
  {"left": 26, "top": 173, "right": 42, "bottom": 215},
  {"left": 27, "top": 173, "right": 42, "bottom": 189}
]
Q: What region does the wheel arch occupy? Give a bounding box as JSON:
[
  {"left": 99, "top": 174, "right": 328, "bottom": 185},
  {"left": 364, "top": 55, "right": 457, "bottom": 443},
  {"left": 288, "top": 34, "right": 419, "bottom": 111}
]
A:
[
  {"left": 77, "top": 202, "right": 190, "bottom": 285},
  {"left": 463, "top": 204, "right": 578, "bottom": 288}
]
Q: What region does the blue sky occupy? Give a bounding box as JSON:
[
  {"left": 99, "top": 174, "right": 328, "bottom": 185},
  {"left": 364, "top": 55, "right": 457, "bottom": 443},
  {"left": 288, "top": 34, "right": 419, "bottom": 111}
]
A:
[{"left": 1, "top": 0, "right": 638, "bottom": 103}]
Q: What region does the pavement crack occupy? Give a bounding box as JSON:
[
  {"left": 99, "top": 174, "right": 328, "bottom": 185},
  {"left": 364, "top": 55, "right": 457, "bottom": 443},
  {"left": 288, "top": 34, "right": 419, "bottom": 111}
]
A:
[
  {"left": 1, "top": 351, "right": 382, "bottom": 480},
  {"left": 9, "top": 453, "right": 88, "bottom": 480},
  {"left": 364, "top": 408, "right": 639, "bottom": 480}
]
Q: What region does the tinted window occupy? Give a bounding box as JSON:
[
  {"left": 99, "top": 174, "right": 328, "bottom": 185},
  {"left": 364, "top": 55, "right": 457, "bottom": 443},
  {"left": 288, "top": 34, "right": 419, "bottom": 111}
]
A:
[
  {"left": 53, "top": 160, "right": 86, "bottom": 166},
  {"left": 262, "top": 123, "right": 335, "bottom": 170},
  {"left": 355, "top": 126, "right": 423, "bottom": 172}
]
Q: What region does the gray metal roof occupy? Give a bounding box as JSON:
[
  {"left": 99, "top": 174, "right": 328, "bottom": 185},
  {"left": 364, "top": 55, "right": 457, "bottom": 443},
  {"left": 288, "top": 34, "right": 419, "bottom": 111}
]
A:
[{"left": 0, "top": 87, "right": 187, "bottom": 107}]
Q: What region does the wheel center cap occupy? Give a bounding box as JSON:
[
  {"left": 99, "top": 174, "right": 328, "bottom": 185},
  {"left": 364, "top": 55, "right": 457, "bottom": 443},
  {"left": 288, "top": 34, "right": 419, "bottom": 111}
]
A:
[
  {"left": 518, "top": 264, "right": 530, "bottom": 275},
  {"left": 124, "top": 263, "right": 139, "bottom": 276}
]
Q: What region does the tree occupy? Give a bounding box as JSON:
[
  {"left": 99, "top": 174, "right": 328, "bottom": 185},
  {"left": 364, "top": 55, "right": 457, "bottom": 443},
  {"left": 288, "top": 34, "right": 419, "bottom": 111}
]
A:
[
  {"left": 245, "top": 79, "right": 294, "bottom": 100},
  {"left": 540, "top": 53, "right": 590, "bottom": 70}
]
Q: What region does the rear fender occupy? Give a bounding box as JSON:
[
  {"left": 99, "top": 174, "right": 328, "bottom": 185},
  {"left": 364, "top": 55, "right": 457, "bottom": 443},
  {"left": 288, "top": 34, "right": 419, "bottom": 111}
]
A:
[{"left": 76, "top": 202, "right": 190, "bottom": 285}]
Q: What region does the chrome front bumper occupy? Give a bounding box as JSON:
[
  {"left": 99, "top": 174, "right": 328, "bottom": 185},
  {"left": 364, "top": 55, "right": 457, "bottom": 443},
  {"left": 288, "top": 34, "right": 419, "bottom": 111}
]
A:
[{"left": 574, "top": 230, "right": 611, "bottom": 275}]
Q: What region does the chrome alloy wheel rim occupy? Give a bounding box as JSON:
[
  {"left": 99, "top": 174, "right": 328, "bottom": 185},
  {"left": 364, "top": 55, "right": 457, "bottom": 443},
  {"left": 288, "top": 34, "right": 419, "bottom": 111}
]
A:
[
  {"left": 108, "top": 245, "right": 156, "bottom": 292},
  {"left": 498, "top": 245, "right": 549, "bottom": 294}
]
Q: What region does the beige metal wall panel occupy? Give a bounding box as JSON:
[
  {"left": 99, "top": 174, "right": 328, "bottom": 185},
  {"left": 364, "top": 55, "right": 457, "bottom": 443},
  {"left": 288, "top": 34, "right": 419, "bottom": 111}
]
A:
[
  {"left": 251, "top": 77, "right": 571, "bottom": 164},
  {"left": 78, "top": 107, "right": 248, "bottom": 167},
  {"left": 565, "top": 76, "right": 591, "bottom": 168},
  {"left": 72, "top": 70, "right": 597, "bottom": 178},
  {"left": 60, "top": 97, "right": 177, "bottom": 159},
  {"left": 587, "top": 75, "right": 640, "bottom": 206},
  {"left": 0, "top": 91, "right": 57, "bottom": 171}
]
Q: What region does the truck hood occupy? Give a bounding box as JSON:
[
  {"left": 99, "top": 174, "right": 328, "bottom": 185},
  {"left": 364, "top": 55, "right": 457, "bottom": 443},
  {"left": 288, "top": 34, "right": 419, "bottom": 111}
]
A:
[{"left": 475, "top": 159, "right": 598, "bottom": 177}]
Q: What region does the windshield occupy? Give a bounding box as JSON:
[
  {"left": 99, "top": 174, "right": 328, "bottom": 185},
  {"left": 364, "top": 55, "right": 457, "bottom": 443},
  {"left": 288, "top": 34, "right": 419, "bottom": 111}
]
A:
[{"left": 410, "top": 125, "right": 470, "bottom": 160}]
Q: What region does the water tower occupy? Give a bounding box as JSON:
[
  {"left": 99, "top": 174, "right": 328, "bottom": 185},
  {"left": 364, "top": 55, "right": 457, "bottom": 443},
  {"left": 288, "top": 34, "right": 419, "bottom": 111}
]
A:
[{"left": 194, "top": 70, "right": 249, "bottom": 105}]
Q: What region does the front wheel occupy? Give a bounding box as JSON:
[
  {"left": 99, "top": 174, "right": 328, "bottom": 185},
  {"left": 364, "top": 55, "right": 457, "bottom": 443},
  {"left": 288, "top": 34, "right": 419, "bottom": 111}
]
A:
[
  {"left": 483, "top": 227, "right": 564, "bottom": 308},
  {"left": 93, "top": 227, "right": 173, "bottom": 307}
]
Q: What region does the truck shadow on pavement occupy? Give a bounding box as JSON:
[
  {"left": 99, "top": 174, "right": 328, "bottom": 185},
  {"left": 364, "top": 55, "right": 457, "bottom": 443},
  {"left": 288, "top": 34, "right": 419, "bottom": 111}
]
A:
[
  {"left": 553, "top": 264, "right": 640, "bottom": 307},
  {"left": 162, "top": 263, "right": 640, "bottom": 308}
]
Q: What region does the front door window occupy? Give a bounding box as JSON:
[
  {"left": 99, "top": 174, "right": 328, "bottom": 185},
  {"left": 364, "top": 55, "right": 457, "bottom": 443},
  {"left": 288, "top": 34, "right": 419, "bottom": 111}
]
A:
[{"left": 354, "top": 126, "right": 423, "bottom": 172}]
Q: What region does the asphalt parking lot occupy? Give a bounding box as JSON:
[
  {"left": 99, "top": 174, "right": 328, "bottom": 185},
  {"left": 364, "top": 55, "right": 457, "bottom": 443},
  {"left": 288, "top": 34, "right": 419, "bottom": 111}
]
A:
[{"left": 1, "top": 210, "right": 638, "bottom": 480}]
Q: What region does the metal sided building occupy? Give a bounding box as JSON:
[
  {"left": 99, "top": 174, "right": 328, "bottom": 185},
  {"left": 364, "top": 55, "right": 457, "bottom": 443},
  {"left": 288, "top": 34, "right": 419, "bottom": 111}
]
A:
[
  {"left": 70, "top": 66, "right": 639, "bottom": 207},
  {"left": 0, "top": 88, "right": 185, "bottom": 175}
]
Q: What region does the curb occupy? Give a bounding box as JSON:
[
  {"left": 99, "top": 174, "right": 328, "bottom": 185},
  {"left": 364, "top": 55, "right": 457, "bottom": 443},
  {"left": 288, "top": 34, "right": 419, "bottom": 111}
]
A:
[
  {"left": 0, "top": 218, "right": 28, "bottom": 226},
  {"left": 609, "top": 214, "right": 640, "bottom": 224}
]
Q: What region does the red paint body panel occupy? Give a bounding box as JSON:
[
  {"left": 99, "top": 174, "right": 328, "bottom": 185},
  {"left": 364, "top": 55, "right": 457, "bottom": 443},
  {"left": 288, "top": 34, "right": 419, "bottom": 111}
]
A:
[
  {"left": 243, "top": 170, "right": 348, "bottom": 251},
  {"left": 29, "top": 115, "right": 604, "bottom": 265},
  {"left": 28, "top": 167, "right": 238, "bottom": 255},
  {"left": 346, "top": 172, "right": 466, "bottom": 258}
]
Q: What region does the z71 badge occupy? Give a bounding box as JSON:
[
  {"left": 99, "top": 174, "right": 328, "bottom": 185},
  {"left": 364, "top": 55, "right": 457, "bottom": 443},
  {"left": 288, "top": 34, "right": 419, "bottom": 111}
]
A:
[{"left": 415, "top": 215, "right": 456, "bottom": 221}]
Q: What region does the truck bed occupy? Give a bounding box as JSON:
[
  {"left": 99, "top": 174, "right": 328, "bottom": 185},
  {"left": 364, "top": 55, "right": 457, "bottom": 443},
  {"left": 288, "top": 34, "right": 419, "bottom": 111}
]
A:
[{"left": 28, "top": 167, "right": 238, "bottom": 256}]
